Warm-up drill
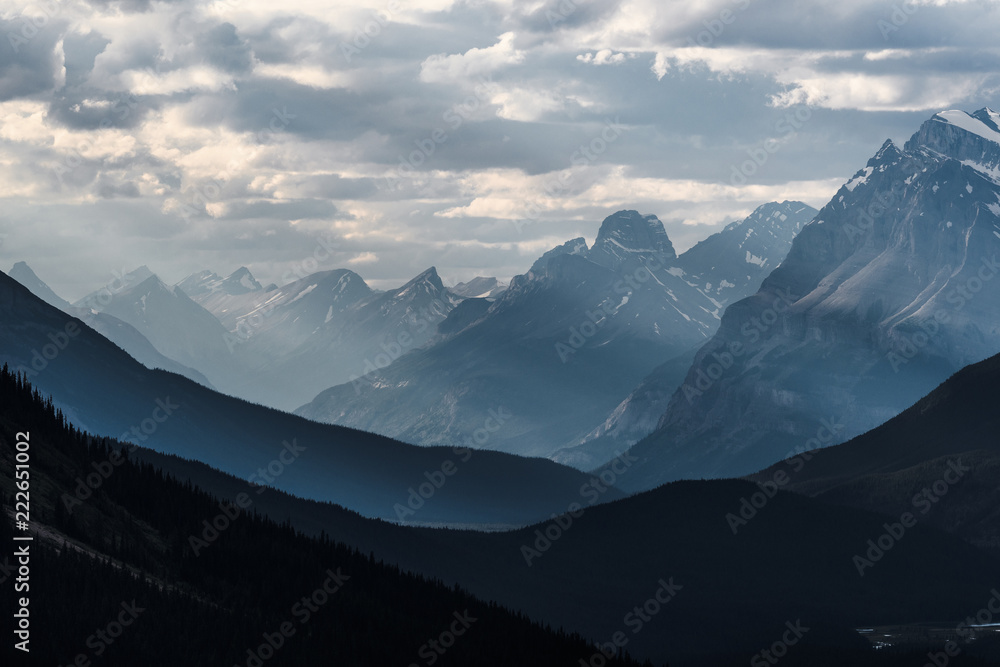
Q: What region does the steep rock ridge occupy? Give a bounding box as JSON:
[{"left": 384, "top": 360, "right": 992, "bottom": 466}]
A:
[
  {"left": 450, "top": 276, "right": 508, "bottom": 299},
  {"left": 553, "top": 202, "right": 817, "bottom": 468}
]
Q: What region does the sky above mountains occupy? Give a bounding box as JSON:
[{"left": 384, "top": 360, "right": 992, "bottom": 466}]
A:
[{"left": 1, "top": 0, "right": 998, "bottom": 298}]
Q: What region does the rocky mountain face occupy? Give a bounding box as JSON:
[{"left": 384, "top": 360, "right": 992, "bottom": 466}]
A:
[
  {"left": 613, "top": 108, "right": 1000, "bottom": 491},
  {"left": 450, "top": 276, "right": 508, "bottom": 299},
  {"left": 176, "top": 266, "right": 264, "bottom": 297},
  {"left": 553, "top": 201, "right": 817, "bottom": 468},
  {"left": 296, "top": 210, "right": 744, "bottom": 461},
  {"left": 674, "top": 201, "right": 817, "bottom": 304}
]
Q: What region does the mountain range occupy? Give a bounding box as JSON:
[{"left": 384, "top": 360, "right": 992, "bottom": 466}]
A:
[
  {"left": 10, "top": 199, "right": 817, "bottom": 466},
  {"left": 297, "top": 202, "right": 815, "bottom": 465}
]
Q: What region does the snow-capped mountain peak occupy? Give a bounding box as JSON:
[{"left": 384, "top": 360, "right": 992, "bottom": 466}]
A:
[
  {"left": 177, "top": 267, "right": 263, "bottom": 297},
  {"left": 932, "top": 109, "right": 1000, "bottom": 145},
  {"left": 611, "top": 108, "right": 1000, "bottom": 491},
  {"left": 971, "top": 107, "right": 1000, "bottom": 132},
  {"left": 220, "top": 267, "right": 263, "bottom": 295},
  {"left": 906, "top": 107, "right": 1000, "bottom": 182},
  {"left": 450, "top": 277, "right": 508, "bottom": 299}
]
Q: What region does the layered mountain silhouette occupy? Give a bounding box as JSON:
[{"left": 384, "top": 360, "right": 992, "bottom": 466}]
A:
[
  {"left": 72, "top": 267, "right": 241, "bottom": 393},
  {"left": 5, "top": 364, "right": 1000, "bottom": 665},
  {"left": 0, "top": 268, "right": 620, "bottom": 525},
  {"left": 0, "top": 370, "right": 646, "bottom": 667},
  {"left": 9, "top": 262, "right": 214, "bottom": 387}
]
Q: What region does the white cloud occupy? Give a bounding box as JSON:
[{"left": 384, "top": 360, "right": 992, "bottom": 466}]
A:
[
  {"left": 419, "top": 32, "right": 525, "bottom": 84},
  {"left": 577, "top": 49, "right": 634, "bottom": 66},
  {"left": 435, "top": 166, "right": 840, "bottom": 223},
  {"left": 348, "top": 251, "right": 378, "bottom": 264},
  {"left": 254, "top": 63, "right": 352, "bottom": 89},
  {"left": 770, "top": 72, "right": 991, "bottom": 112}
]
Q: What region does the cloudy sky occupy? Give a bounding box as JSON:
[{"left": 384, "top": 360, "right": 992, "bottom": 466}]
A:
[{"left": 0, "top": 0, "right": 998, "bottom": 298}]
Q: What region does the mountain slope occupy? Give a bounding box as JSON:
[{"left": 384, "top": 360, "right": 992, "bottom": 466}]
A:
[
  {"left": 749, "top": 351, "right": 1000, "bottom": 555},
  {"left": 228, "top": 267, "right": 460, "bottom": 410},
  {"left": 77, "top": 312, "right": 216, "bottom": 388},
  {"left": 0, "top": 268, "right": 621, "bottom": 525},
  {"left": 173, "top": 266, "right": 461, "bottom": 411},
  {"left": 8, "top": 261, "right": 73, "bottom": 310},
  {"left": 674, "top": 201, "right": 817, "bottom": 304},
  {"left": 176, "top": 265, "right": 264, "bottom": 297},
  {"left": 551, "top": 345, "right": 701, "bottom": 468},
  {"left": 613, "top": 107, "right": 1000, "bottom": 491},
  {"left": 75, "top": 270, "right": 242, "bottom": 393}
]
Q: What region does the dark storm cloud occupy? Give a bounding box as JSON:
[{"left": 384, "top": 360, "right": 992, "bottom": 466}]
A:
[
  {"left": 194, "top": 22, "right": 254, "bottom": 74},
  {"left": 63, "top": 30, "right": 110, "bottom": 87},
  {"left": 0, "top": 17, "right": 67, "bottom": 101},
  {"left": 47, "top": 89, "right": 152, "bottom": 130},
  {"left": 243, "top": 16, "right": 328, "bottom": 65},
  {"left": 182, "top": 78, "right": 376, "bottom": 141}
]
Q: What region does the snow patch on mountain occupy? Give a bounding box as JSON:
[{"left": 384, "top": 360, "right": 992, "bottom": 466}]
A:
[{"left": 935, "top": 109, "right": 1000, "bottom": 145}]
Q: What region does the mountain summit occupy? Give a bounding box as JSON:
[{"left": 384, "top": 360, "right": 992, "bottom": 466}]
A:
[
  {"left": 9, "top": 261, "right": 72, "bottom": 311},
  {"left": 587, "top": 210, "right": 676, "bottom": 270},
  {"left": 910, "top": 108, "right": 1000, "bottom": 172},
  {"left": 177, "top": 266, "right": 264, "bottom": 297}
]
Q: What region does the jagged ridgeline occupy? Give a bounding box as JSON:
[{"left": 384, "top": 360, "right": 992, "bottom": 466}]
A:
[{"left": 0, "top": 365, "right": 649, "bottom": 667}]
